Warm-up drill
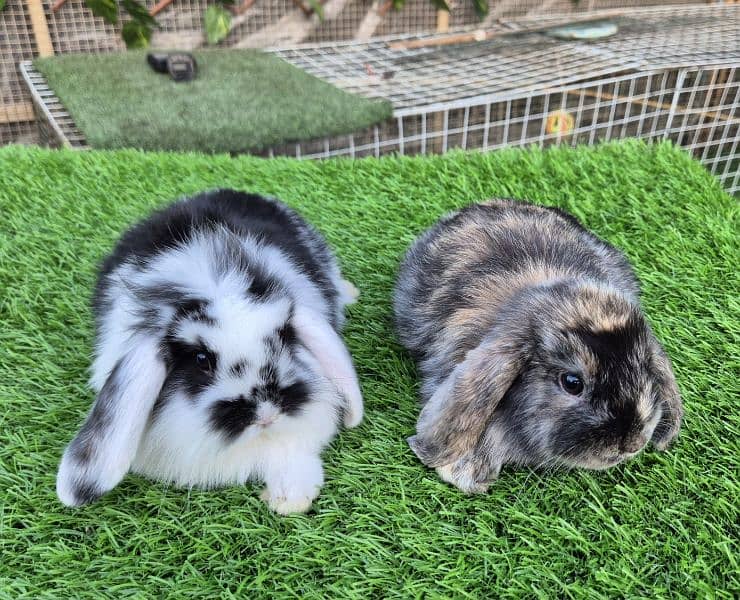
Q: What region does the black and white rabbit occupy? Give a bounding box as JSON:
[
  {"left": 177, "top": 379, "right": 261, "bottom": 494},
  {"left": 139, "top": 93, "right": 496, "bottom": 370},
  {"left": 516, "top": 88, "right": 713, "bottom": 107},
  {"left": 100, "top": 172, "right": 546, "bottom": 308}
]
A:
[
  {"left": 394, "top": 199, "right": 682, "bottom": 493},
  {"left": 57, "top": 190, "right": 363, "bottom": 514}
]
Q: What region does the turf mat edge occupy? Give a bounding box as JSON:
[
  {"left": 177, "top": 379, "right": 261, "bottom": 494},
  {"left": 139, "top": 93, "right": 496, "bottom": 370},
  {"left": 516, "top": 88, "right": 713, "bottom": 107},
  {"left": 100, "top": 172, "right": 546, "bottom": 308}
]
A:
[{"left": 34, "top": 50, "right": 393, "bottom": 153}]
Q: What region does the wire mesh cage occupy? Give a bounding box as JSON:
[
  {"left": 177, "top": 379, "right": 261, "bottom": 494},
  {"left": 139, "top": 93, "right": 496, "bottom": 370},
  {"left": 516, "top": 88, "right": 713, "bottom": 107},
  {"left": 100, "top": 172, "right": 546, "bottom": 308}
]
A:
[
  {"left": 5, "top": 1, "right": 740, "bottom": 194},
  {"left": 17, "top": 3, "right": 740, "bottom": 192},
  {"left": 275, "top": 66, "right": 738, "bottom": 193}
]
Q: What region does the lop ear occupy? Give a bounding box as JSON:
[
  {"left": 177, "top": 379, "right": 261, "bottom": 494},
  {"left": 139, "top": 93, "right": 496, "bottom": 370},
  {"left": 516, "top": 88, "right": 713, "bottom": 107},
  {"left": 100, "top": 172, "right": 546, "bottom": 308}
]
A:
[
  {"left": 408, "top": 334, "right": 523, "bottom": 468},
  {"left": 649, "top": 344, "right": 683, "bottom": 450},
  {"left": 56, "top": 336, "right": 167, "bottom": 507},
  {"left": 293, "top": 305, "right": 364, "bottom": 428}
]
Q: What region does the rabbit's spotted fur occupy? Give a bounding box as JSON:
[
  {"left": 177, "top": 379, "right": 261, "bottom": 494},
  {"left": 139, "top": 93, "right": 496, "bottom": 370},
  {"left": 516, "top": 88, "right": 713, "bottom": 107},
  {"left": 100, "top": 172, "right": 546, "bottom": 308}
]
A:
[
  {"left": 57, "top": 190, "right": 363, "bottom": 514},
  {"left": 395, "top": 200, "right": 682, "bottom": 493}
]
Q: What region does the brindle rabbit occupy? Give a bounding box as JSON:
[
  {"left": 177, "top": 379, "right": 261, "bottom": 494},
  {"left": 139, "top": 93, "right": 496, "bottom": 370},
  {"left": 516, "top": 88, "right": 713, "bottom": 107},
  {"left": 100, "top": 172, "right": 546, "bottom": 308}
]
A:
[{"left": 394, "top": 199, "right": 682, "bottom": 492}]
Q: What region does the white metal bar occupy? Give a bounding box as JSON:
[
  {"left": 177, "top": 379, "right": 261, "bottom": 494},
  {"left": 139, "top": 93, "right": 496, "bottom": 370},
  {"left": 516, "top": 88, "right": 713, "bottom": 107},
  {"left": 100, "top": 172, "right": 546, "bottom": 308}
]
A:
[
  {"left": 398, "top": 116, "right": 404, "bottom": 155},
  {"left": 19, "top": 61, "right": 72, "bottom": 148},
  {"left": 442, "top": 110, "right": 449, "bottom": 153},
  {"left": 482, "top": 103, "right": 491, "bottom": 150},
  {"left": 421, "top": 112, "right": 427, "bottom": 155},
  {"left": 461, "top": 107, "right": 470, "bottom": 150}
]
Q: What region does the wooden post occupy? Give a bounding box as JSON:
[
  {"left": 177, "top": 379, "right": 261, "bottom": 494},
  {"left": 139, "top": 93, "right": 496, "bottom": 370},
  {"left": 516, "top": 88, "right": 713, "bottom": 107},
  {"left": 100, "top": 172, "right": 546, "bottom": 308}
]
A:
[
  {"left": 436, "top": 9, "right": 449, "bottom": 34},
  {"left": 25, "top": 0, "right": 55, "bottom": 57},
  {"left": 7, "top": 1, "right": 54, "bottom": 128}
]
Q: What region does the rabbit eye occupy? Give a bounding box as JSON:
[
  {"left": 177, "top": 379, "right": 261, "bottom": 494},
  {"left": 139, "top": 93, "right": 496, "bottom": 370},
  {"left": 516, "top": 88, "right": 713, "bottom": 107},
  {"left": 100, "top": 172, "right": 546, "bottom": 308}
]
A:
[
  {"left": 194, "top": 351, "right": 213, "bottom": 373},
  {"left": 560, "top": 373, "right": 584, "bottom": 395}
]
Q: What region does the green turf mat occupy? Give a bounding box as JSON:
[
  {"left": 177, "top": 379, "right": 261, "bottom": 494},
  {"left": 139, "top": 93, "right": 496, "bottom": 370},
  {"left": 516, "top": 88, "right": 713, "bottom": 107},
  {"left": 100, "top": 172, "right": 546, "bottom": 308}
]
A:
[
  {"left": 34, "top": 50, "right": 392, "bottom": 153},
  {"left": 0, "top": 141, "right": 737, "bottom": 598}
]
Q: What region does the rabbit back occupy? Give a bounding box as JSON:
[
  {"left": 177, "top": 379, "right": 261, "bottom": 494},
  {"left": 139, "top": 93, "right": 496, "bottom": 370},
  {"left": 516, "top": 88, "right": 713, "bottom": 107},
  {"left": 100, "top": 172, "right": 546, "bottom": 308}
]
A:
[
  {"left": 95, "top": 189, "right": 345, "bottom": 329},
  {"left": 394, "top": 199, "right": 640, "bottom": 399}
]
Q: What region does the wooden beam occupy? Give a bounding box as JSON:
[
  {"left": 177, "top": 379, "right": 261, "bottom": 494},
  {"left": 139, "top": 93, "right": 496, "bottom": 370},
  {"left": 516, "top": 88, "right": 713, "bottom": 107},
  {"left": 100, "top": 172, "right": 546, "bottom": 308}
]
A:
[
  {"left": 354, "top": 0, "right": 385, "bottom": 41},
  {"left": 25, "top": 0, "right": 55, "bottom": 57},
  {"left": 388, "top": 10, "right": 625, "bottom": 50},
  {"left": 229, "top": 0, "right": 257, "bottom": 16},
  {"left": 567, "top": 89, "right": 740, "bottom": 126},
  {"left": 0, "top": 102, "right": 36, "bottom": 124},
  {"left": 236, "top": 0, "right": 351, "bottom": 48},
  {"left": 150, "top": 0, "right": 176, "bottom": 17}
]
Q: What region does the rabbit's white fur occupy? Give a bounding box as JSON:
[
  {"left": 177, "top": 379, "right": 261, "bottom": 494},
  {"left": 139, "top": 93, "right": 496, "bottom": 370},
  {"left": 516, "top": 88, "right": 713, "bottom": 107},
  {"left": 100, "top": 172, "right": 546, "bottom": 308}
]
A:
[{"left": 57, "top": 191, "right": 363, "bottom": 513}]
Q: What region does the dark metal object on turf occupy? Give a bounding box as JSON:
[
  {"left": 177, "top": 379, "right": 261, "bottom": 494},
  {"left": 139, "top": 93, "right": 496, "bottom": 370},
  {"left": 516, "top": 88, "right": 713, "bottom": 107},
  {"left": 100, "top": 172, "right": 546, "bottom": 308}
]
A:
[
  {"left": 167, "top": 53, "right": 197, "bottom": 82},
  {"left": 146, "top": 52, "right": 197, "bottom": 83},
  {"left": 146, "top": 53, "right": 169, "bottom": 74}
]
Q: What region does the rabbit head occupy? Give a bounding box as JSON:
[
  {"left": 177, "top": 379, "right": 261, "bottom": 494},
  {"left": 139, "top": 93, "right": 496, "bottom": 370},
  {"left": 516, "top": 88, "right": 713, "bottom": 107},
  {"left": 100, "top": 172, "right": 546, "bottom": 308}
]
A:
[
  {"left": 408, "top": 281, "right": 682, "bottom": 492},
  {"left": 159, "top": 292, "right": 322, "bottom": 440},
  {"left": 57, "top": 227, "right": 362, "bottom": 508}
]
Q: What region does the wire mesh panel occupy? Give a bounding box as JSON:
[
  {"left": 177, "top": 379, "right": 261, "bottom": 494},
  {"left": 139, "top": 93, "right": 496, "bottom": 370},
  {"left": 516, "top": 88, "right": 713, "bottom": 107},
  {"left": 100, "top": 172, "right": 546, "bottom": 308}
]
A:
[
  {"left": 465, "top": 0, "right": 702, "bottom": 20},
  {"left": 266, "top": 3, "right": 740, "bottom": 192},
  {"left": 4, "top": 0, "right": 463, "bottom": 145},
  {"left": 1, "top": 1, "right": 734, "bottom": 145},
  {"left": 20, "top": 60, "right": 88, "bottom": 147},
  {"left": 43, "top": 0, "right": 121, "bottom": 54},
  {"left": 261, "top": 66, "right": 740, "bottom": 193},
  {"left": 273, "top": 4, "right": 740, "bottom": 111},
  {"left": 0, "top": 0, "right": 40, "bottom": 144},
  {"left": 27, "top": 59, "right": 738, "bottom": 191}
]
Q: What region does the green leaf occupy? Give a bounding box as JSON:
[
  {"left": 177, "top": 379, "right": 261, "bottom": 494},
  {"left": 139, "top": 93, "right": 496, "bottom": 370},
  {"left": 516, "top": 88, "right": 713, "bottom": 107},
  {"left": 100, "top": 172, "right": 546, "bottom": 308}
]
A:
[
  {"left": 392, "top": 0, "right": 405, "bottom": 10},
  {"left": 85, "top": 0, "right": 119, "bottom": 25},
  {"left": 217, "top": 0, "right": 236, "bottom": 5},
  {"left": 121, "top": 0, "right": 158, "bottom": 29},
  {"left": 429, "top": 0, "right": 450, "bottom": 11},
  {"left": 306, "top": 0, "right": 324, "bottom": 21},
  {"left": 472, "top": 0, "right": 488, "bottom": 18},
  {"left": 0, "top": 0, "right": 6, "bottom": 12},
  {"left": 204, "top": 5, "right": 232, "bottom": 45},
  {"left": 121, "top": 20, "right": 153, "bottom": 49}
]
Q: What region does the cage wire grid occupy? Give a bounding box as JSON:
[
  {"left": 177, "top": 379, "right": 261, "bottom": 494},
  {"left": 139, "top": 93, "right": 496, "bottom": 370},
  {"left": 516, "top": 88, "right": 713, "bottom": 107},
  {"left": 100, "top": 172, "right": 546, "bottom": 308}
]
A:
[
  {"left": 19, "top": 3, "right": 740, "bottom": 192},
  {"left": 0, "top": 0, "right": 532, "bottom": 144},
  {"left": 261, "top": 3, "right": 740, "bottom": 193},
  {"left": 20, "top": 60, "right": 740, "bottom": 193},
  {"left": 0, "top": 0, "right": 713, "bottom": 145},
  {"left": 261, "top": 66, "right": 740, "bottom": 193},
  {"left": 270, "top": 4, "right": 740, "bottom": 111},
  {"left": 0, "top": 0, "right": 40, "bottom": 143}
]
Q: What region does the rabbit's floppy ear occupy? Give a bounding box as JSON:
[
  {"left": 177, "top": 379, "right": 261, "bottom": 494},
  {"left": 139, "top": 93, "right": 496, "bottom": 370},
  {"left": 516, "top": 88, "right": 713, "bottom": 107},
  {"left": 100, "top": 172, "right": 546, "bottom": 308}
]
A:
[
  {"left": 408, "top": 331, "right": 524, "bottom": 468},
  {"left": 649, "top": 343, "right": 683, "bottom": 450},
  {"left": 56, "top": 336, "right": 166, "bottom": 507},
  {"left": 293, "top": 305, "right": 364, "bottom": 428}
]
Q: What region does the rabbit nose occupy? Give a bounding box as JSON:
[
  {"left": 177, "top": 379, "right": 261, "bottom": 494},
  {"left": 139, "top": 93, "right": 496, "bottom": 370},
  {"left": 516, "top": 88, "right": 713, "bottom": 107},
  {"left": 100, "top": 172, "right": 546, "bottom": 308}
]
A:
[
  {"left": 256, "top": 403, "right": 279, "bottom": 427},
  {"left": 621, "top": 434, "right": 647, "bottom": 454}
]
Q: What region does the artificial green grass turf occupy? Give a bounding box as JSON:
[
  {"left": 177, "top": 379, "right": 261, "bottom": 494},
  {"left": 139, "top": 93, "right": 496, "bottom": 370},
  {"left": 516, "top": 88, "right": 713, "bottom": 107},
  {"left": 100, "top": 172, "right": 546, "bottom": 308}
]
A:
[
  {"left": 0, "top": 141, "right": 737, "bottom": 598},
  {"left": 34, "top": 50, "right": 392, "bottom": 153}
]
